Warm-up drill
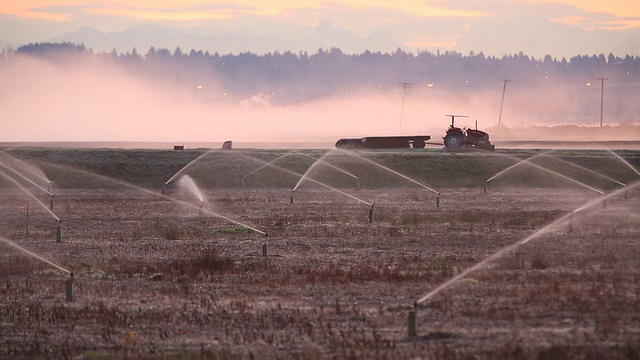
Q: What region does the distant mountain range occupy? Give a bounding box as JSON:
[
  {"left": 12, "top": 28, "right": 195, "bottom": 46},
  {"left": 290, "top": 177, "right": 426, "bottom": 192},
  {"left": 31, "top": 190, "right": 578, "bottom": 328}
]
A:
[
  {"left": 454, "top": 17, "right": 640, "bottom": 58},
  {"left": 1, "top": 14, "right": 639, "bottom": 58},
  {"left": 47, "top": 23, "right": 402, "bottom": 55},
  {"left": 49, "top": 23, "right": 640, "bottom": 58}
]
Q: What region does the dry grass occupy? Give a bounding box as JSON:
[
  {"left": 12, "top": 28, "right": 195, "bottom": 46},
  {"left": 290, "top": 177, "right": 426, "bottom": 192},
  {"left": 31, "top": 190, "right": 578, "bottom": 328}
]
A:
[{"left": 1, "top": 148, "right": 639, "bottom": 358}]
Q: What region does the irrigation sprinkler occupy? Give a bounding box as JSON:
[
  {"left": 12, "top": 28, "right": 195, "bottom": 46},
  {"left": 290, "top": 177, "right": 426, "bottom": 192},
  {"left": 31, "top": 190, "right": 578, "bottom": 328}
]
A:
[
  {"left": 199, "top": 201, "right": 204, "bottom": 216},
  {"left": 47, "top": 181, "right": 51, "bottom": 193},
  {"left": 56, "top": 220, "right": 62, "bottom": 243},
  {"left": 50, "top": 195, "right": 54, "bottom": 210},
  {"left": 25, "top": 204, "right": 29, "bottom": 241},
  {"left": 514, "top": 249, "right": 523, "bottom": 269},
  {"left": 484, "top": 182, "right": 488, "bottom": 194},
  {"left": 66, "top": 272, "right": 74, "bottom": 302},
  {"left": 568, "top": 212, "right": 574, "bottom": 233},
  {"left": 289, "top": 189, "right": 294, "bottom": 204},
  {"left": 162, "top": 184, "right": 166, "bottom": 194},
  {"left": 436, "top": 194, "right": 441, "bottom": 208},
  {"left": 241, "top": 178, "right": 245, "bottom": 188},
  {"left": 368, "top": 203, "right": 375, "bottom": 223},
  {"left": 408, "top": 306, "right": 417, "bottom": 337},
  {"left": 602, "top": 195, "right": 607, "bottom": 209},
  {"left": 262, "top": 233, "right": 269, "bottom": 257},
  {"left": 357, "top": 178, "right": 360, "bottom": 191},
  {"left": 625, "top": 190, "right": 628, "bottom": 199}
]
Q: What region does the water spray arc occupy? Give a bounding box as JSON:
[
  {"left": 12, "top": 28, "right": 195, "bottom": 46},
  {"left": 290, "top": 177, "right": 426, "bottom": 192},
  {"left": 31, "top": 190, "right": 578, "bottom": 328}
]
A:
[
  {"left": 0, "top": 151, "right": 52, "bottom": 186},
  {"left": 607, "top": 150, "right": 640, "bottom": 178},
  {"left": 407, "top": 180, "right": 640, "bottom": 337},
  {"left": 485, "top": 153, "right": 606, "bottom": 197},
  {"left": 0, "top": 172, "right": 62, "bottom": 242},
  {"left": 291, "top": 151, "right": 373, "bottom": 211},
  {"left": 238, "top": 152, "right": 374, "bottom": 221},
  {"left": 241, "top": 149, "right": 303, "bottom": 187},
  {"left": 162, "top": 149, "right": 220, "bottom": 193},
  {"left": 297, "top": 152, "right": 360, "bottom": 190},
  {"left": 335, "top": 149, "right": 441, "bottom": 206},
  {"left": 0, "top": 236, "right": 74, "bottom": 301},
  {"left": 0, "top": 161, "right": 55, "bottom": 207},
  {"left": 177, "top": 175, "right": 206, "bottom": 215},
  {"left": 539, "top": 155, "right": 627, "bottom": 187}
]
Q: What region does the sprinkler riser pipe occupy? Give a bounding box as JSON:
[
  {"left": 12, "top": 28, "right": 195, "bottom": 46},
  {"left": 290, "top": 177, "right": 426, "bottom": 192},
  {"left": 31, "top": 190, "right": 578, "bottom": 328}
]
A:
[
  {"left": 25, "top": 205, "right": 29, "bottom": 241},
  {"left": 514, "top": 251, "right": 523, "bottom": 269},
  {"left": 262, "top": 243, "right": 269, "bottom": 257},
  {"left": 50, "top": 198, "right": 54, "bottom": 210},
  {"left": 357, "top": 179, "right": 360, "bottom": 191},
  {"left": 241, "top": 178, "right": 245, "bottom": 188},
  {"left": 66, "top": 273, "right": 74, "bottom": 302},
  {"left": 484, "top": 183, "right": 487, "bottom": 193},
  {"left": 162, "top": 185, "right": 166, "bottom": 195},
  {"left": 436, "top": 196, "right": 440, "bottom": 208},
  {"left": 624, "top": 190, "right": 628, "bottom": 199},
  {"left": 56, "top": 224, "right": 62, "bottom": 243},
  {"left": 408, "top": 310, "right": 417, "bottom": 337},
  {"left": 568, "top": 213, "right": 574, "bottom": 233},
  {"left": 368, "top": 205, "right": 374, "bottom": 223}
]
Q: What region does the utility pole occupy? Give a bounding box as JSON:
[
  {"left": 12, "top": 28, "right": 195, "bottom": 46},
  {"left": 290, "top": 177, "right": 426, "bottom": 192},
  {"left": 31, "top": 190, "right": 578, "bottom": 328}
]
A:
[
  {"left": 598, "top": 77, "right": 608, "bottom": 127},
  {"left": 497, "top": 79, "right": 511, "bottom": 128},
  {"left": 398, "top": 82, "right": 412, "bottom": 132}
]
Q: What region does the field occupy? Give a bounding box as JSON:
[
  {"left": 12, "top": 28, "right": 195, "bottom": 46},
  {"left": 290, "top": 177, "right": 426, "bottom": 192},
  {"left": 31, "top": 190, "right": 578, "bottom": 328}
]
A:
[{"left": 1, "top": 147, "right": 639, "bottom": 359}]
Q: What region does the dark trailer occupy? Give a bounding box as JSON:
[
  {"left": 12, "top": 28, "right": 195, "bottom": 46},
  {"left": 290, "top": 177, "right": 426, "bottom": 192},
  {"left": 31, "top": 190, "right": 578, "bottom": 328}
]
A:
[{"left": 335, "top": 135, "right": 431, "bottom": 149}]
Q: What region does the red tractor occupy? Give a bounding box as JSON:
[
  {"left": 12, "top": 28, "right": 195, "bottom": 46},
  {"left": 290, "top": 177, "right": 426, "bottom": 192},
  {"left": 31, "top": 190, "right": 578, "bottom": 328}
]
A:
[{"left": 443, "top": 115, "right": 495, "bottom": 151}]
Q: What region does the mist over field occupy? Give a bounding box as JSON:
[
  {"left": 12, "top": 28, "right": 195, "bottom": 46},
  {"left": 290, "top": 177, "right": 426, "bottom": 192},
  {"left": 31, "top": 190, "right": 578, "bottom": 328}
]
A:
[{"left": 2, "top": 45, "right": 640, "bottom": 143}]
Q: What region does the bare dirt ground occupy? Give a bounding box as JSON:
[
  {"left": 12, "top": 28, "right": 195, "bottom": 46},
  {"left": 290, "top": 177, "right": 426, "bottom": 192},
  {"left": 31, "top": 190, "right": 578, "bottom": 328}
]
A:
[{"left": 1, "top": 182, "right": 639, "bottom": 358}]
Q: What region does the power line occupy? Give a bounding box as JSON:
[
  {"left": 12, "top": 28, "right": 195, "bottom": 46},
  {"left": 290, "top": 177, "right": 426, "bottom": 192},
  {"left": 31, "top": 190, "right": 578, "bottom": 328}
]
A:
[
  {"left": 597, "top": 77, "right": 608, "bottom": 127},
  {"left": 497, "top": 78, "right": 511, "bottom": 128},
  {"left": 398, "top": 82, "right": 412, "bottom": 131}
]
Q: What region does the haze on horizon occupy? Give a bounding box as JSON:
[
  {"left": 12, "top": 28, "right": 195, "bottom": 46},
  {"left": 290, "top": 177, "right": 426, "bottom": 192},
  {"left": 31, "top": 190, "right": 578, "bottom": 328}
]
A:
[
  {"left": 2, "top": 1, "right": 640, "bottom": 144},
  {"left": 2, "top": 48, "right": 639, "bottom": 144}
]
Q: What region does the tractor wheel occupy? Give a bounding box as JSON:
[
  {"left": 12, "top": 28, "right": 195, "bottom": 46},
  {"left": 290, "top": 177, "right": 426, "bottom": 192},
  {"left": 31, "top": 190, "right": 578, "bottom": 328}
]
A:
[
  {"left": 414, "top": 139, "right": 425, "bottom": 148},
  {"left": 444, "top": 135, "right": 463, "bottom": 148}
]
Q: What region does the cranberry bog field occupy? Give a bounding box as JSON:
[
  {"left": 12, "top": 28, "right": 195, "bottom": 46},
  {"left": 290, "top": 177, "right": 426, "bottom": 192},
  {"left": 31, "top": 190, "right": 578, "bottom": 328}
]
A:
[{"left": 1, "top": 147, "right": 639, "bottom": 359}]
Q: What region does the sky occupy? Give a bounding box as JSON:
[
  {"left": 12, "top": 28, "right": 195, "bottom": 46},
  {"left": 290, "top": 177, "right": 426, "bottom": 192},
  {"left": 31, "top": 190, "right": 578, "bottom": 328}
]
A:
[{"left": 1, "top": 1, "right": 640, "bottom": 57}]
